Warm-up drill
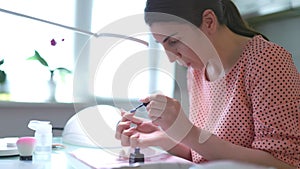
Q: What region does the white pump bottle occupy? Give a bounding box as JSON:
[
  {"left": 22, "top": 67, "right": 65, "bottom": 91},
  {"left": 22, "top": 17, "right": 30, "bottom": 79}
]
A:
[{"left": 28, "top": 120, "right": 52, "bottom": 159}]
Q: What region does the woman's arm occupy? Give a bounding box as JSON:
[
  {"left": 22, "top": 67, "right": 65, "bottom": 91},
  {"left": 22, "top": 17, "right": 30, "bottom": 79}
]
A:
[
  {"left": 161, "top": 139, "right": 192, "bottom": 161},
  {"left": 183, "top": 126, "right": 296, "bottom": 169}
]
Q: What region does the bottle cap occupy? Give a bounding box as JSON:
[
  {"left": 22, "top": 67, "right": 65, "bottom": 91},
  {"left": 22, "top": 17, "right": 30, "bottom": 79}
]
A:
[
  {"left": 134, "top": 147, "right": 141, "bottom": 154},
  {"left": 28, "top": 120, "right": 52, "bottom": 133}
]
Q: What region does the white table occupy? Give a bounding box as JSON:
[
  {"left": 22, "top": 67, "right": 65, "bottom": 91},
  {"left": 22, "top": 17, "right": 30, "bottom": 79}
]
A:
[{"left": 0, "top": 138, "right": 275, "bottom": 169}]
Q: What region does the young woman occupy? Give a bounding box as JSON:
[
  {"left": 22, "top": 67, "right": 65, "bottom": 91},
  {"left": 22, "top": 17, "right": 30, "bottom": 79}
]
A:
[{"left": 115, "top": 0, "right": 300, "bottom": 168}]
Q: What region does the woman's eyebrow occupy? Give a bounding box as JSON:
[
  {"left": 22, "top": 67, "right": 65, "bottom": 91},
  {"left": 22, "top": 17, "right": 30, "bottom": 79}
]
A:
[{"left": 162, "top": 33, "right": 178, "bottom": 43}]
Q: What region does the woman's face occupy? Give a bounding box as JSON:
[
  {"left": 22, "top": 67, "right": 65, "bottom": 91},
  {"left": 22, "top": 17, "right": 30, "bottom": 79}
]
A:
[{"left": 150, "top": 22, "right": 205, "bottom": 69}]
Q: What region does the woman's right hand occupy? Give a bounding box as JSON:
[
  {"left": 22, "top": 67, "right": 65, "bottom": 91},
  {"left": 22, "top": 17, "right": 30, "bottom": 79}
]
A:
[{"left": 115, "top": 110, "right": 178, "bottom": 151}]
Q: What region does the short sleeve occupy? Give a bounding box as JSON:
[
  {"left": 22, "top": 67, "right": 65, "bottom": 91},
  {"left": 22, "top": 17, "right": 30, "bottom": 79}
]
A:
[{"left": 248, "top": 41, "right": 300, "bottom": 167}]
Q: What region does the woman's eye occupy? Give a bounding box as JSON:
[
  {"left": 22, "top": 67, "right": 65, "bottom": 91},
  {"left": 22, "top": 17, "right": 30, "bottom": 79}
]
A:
[{"left": 168, "top": 39, "right": 178, "bottom": 46}]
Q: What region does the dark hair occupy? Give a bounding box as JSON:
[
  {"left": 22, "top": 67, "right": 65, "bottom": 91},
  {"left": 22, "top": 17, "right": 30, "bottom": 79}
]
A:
[{"left": 144, "top": 0, "right": 268, "bottom": 39}]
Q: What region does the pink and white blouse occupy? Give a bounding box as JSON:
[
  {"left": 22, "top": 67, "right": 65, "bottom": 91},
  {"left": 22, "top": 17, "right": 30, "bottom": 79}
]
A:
[{"left": 187, "top": 35, "right": 300, "bottom": 168}]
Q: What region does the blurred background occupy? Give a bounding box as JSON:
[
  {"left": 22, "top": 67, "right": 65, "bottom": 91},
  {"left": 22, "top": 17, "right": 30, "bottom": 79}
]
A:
[{"left": 0, "top": 0, "right": 299, "bottom": 137}]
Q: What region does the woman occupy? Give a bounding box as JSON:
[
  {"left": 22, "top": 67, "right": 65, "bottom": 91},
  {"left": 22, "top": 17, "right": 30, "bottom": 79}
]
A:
[{"left": 115, "top": 0, "right": 300, "bottom": 168}]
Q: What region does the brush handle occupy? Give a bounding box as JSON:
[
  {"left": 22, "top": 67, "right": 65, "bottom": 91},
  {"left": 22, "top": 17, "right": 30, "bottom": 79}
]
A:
[{"left": 130, "top": 102, "right": 149, "bottom": 113}]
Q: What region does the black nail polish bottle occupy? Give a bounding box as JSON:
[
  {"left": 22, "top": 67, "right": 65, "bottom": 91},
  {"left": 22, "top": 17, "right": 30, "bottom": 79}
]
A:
[{"left": 129, "top": 147, "right": 144, "bottom": 164}]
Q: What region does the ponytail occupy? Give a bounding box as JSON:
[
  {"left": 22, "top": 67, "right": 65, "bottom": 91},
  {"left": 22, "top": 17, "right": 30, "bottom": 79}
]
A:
[{"left": 221, "top": 0, "right": 268, "bottom": 40}]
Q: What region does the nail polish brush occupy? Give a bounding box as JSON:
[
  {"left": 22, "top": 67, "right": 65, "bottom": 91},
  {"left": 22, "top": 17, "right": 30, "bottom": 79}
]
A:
[{"left": 130, "top": 102, "right": 149, "bottom": 113}]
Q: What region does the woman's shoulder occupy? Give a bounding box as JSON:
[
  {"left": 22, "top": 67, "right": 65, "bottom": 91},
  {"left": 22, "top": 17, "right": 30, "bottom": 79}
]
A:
[
  {"left": 245, "top": 35, "right": 291, "bottom": 59},
  {"left": 242, "top": 35, "right": 292, "bottom": 67}
]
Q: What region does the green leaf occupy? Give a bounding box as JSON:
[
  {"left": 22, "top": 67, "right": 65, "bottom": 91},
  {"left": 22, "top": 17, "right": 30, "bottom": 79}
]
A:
[
  {"left": 55, "top": 67, "right": 72, "bottom": 82},
  {"left": 27, "top": 50, "right": 49, "bottom": 67},
  {"left": 56, "top": 67, "right": 72, "bottom": 74},
  {"left": 0, "top": 70, "right": 6, "bottom": 84},
  {"left": 0, "top": 59, "right": 4, "bottom": 66}
]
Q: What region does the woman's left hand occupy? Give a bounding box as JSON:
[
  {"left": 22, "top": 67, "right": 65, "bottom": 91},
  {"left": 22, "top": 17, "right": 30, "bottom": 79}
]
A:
[{"left": 140, "top": 93, "right": 194, "bottom": 142}]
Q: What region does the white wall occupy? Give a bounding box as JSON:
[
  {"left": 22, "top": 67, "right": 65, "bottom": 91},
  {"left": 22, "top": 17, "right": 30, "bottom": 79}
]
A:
[
  {"left": 252, "top": 16, "right": 300, "bottom": 71},
  {"left": 0, "top": 100, "right": 141, "bottom": 138},
  {"left": 0, "top": 102, "right": 75, "bottom": 137}
]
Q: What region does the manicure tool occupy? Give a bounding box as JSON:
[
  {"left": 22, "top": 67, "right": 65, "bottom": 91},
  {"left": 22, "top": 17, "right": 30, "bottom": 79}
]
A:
[{"left": 129, "top": 102, "right": 149, "bottom": 113}]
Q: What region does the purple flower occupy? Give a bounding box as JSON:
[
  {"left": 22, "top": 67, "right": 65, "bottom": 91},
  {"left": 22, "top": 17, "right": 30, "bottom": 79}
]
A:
[{"left": 51, "top": 39, "right": 57, "bottom": 46}]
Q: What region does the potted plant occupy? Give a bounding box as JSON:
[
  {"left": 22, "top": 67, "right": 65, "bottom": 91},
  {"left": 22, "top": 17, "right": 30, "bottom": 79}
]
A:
[
  {"left": 0, "top": 59, "right": 10, "bottom": 100},
  {"left": 27, "top": 50, "right": 72, "bottom": 102}
]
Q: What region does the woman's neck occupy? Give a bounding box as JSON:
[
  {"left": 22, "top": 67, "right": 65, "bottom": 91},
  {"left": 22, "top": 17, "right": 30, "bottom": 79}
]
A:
[{"left": 205, "top": 26, "right": 251, "bottom": 81}]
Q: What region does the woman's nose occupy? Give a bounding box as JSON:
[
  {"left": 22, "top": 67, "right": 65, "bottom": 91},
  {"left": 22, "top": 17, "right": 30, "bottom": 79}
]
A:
[
  {"left": 166, "top": 52, "right": 177, "bottom": 62},
  {"left": 164, "top": 47, "right": 181, "bottom": 63}
]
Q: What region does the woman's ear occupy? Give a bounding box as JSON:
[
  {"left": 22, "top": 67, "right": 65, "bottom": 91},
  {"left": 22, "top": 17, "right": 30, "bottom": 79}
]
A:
[{"left": 200, "top": 9, "right": 218, "bottom": 35}]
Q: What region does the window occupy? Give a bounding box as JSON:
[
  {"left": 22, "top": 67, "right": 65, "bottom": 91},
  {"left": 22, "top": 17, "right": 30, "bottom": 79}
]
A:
[
  {"left": 0, "top": 0, "right": 75, "bottom": 102},
  {"left": 0, "top": 0, "right": 175, "bottom": 103},
  {"left": 91, "top": 0, "right": 175, "bottom": 100}
]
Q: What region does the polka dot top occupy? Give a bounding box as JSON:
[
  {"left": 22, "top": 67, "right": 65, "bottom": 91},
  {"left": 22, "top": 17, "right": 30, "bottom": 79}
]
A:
[{"left": 187, "top": 35, "right": 300, "bottom": 168}]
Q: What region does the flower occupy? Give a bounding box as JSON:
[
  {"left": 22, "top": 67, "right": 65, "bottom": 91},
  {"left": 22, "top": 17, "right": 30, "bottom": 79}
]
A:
[
  {"left": 50, "top": 39, "right": 57, "bottom": 46},
  {"left": 50, "top": 38, "right": 64, "bottom": 46},
  {"left": 26, "top": 38, "right": 72, "bottom": 81}
]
